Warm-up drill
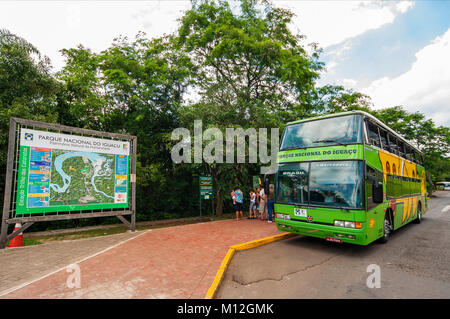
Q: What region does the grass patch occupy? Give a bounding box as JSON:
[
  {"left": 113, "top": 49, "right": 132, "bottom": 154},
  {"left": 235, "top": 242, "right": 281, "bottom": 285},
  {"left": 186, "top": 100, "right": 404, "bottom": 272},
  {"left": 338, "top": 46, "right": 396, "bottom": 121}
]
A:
[{"left": 24, "top": 238, "right": 42, "bottom": 246}]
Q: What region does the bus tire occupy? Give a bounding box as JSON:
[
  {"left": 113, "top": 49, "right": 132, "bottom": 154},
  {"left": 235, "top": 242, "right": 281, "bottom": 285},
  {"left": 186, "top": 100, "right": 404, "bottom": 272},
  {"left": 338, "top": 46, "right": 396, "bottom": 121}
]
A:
[
  {"left": 414, "top": 203, "right": 422, "bottom": 224},
  {"left": 379, "top": 212, "right": 393, "bottom": 244}
]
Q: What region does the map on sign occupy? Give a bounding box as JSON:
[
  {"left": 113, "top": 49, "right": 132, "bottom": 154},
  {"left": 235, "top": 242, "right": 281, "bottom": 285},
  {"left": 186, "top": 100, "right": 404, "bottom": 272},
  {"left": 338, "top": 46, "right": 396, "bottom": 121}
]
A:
[
  {"left": 16, "top": 129, "right": 130, "bottom": 214},
  {"left": 49, "top": 150, "right": 116, "bottom": 206}
]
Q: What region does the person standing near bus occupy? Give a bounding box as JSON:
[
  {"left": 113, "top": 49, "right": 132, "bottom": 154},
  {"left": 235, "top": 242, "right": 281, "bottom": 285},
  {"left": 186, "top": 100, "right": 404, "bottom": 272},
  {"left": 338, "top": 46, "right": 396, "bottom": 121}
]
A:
[
  {"left": 234, "top": 187, "right": 244, "bottom": 221},
  {"left": 231, "top": 189, "right": 235, "bottom": 206},
  {"left": 267, "top": 184, "right": 275, "bottom": 223},
  {"left": 249, "top": 189, "right": 256, "bottom": 219},
  {"left": 258, "top": 186, "right": 267, "bottom": 220}
]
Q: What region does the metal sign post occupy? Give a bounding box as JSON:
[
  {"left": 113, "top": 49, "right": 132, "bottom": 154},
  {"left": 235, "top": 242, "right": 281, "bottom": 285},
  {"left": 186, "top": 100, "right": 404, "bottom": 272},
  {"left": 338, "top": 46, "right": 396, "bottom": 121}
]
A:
[{"left": 0, "top": 118, "right": 137, "bottom": 249}]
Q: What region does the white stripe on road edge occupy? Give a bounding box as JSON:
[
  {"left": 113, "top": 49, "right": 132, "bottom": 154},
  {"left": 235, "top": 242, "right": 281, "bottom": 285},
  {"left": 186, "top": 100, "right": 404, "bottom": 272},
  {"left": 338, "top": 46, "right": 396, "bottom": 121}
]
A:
[
  {"left": 442, "top": 205, "right": 450, "bottom": 213},
  {"left": 0, "top": 230, "right": 150, "bottom": 297}
]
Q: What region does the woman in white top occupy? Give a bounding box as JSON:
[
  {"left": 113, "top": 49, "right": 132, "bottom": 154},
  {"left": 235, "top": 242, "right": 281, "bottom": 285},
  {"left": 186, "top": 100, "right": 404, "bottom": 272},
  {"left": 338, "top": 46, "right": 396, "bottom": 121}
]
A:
[{"left": 258, "top": 187, "right": 267, "bottom": 220}]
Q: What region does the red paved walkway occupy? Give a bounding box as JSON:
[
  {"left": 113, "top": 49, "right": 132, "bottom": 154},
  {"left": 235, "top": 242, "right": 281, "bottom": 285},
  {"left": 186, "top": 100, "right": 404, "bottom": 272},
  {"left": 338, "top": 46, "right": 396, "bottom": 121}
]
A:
[{"left": 3, "top": 219, "right": 284, "bottom": 299}]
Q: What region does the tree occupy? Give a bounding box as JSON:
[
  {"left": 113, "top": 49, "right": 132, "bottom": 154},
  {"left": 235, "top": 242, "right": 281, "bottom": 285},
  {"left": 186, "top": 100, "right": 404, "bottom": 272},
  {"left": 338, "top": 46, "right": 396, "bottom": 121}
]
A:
[
  {"left": 0, "top": 29, "right": 59, "bottom": 207},
  {"left": 57, "top": 33, "right": 196, "bottom": 219},
  {"left": 175, "top": 0, "right": 323, "bottom": 215},
  {"left": 309, "top": 85, "right": 373, "bottom": 114}
]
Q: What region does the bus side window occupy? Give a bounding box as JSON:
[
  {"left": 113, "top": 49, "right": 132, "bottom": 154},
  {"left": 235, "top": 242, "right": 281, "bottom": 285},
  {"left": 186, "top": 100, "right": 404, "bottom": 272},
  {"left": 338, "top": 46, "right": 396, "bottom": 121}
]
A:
[
  {"left": 379, "top": 128, "right": 389, "bottom": 152},
  {"left": 366, "top": 121, "right": 381, "bottom": 147},
  {"left": 398, "top": 140, "right": 405, "bottom": 159},
  {"left": 388, "top": 134, "right": 398, "bottom": 155},
  {"left": 366, "top": 165, "right": 383, "bottom": 209},
  {"left": 405, "top": 145, "right": 413, "bottom": 162},
  {"left": 413, "top": 150, "right": 419, "bottom": 164}
]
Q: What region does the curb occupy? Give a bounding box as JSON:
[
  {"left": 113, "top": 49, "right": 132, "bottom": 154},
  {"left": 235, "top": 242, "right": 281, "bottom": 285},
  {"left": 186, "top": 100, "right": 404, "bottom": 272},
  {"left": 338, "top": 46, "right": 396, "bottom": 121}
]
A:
[{"left": 204, "top": 232, "right": 297, "bottom": 299}]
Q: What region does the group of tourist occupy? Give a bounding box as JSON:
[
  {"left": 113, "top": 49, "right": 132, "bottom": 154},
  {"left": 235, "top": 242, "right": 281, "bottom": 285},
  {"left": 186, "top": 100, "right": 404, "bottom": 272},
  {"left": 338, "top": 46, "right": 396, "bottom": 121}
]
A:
[{"left": 231, "top": 185, "right": 275, "bottom": 223}]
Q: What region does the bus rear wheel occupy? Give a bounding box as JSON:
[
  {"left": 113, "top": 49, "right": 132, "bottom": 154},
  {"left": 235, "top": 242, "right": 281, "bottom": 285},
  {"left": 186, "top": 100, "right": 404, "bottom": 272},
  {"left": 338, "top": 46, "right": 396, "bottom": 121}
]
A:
[
  {"left": 414, "top": 203, "right": 422, "bottom": 224},
  {"left": 379, "top": 213, "right": 393, "bottom": 244}
]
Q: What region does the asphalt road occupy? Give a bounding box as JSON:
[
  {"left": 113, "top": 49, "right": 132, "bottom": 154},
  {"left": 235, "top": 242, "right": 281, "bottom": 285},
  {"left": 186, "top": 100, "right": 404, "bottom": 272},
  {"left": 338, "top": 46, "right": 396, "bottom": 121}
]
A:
[{"left": 216, "top": 191, "right": 450, "bottom": 299}]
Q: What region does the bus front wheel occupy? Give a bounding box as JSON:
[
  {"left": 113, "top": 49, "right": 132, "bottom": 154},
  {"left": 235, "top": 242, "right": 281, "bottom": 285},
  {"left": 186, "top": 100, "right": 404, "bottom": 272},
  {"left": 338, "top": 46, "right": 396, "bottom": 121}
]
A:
[{"left": 379, "top": 212, "right": 393, "bottom": 244}]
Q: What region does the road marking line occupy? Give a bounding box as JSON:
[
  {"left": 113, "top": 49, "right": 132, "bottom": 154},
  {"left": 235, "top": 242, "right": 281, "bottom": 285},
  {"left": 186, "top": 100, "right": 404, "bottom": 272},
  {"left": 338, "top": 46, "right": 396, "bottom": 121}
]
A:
[
  {"left": 204, "top": 232, "right": 297, "bottom": 299},
  {"left": 442, "top": 205, "right": 450, "bottom": 213},
  {"left": 0, "top": 230, "right": 150, "bottom": 297}
]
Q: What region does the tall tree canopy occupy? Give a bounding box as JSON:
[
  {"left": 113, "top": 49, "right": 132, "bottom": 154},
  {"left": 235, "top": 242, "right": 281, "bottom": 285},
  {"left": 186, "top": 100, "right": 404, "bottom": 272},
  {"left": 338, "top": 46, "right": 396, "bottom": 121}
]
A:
[
  {"left": 0, "top": 29, "right": 59, "bottom": 207},
  {"left": 175, "top": 0, "right": 324, "bottom": 214}
]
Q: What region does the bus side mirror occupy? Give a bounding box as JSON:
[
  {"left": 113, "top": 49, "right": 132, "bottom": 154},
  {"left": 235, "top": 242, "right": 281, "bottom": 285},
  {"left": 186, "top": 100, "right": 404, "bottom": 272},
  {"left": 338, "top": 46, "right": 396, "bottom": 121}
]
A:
[{"left": 373, "top": 182, "right": 383, "bottom": 203}]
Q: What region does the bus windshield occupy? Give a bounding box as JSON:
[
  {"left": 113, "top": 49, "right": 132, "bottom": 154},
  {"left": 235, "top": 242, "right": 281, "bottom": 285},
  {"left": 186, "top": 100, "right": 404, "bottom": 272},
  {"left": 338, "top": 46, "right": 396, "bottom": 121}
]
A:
[
  {"left": 281, "top": 114, "right": 362, "bottom": 150},
  {"left": 277, "top": 161, "right": 364, "bottom": 209}
]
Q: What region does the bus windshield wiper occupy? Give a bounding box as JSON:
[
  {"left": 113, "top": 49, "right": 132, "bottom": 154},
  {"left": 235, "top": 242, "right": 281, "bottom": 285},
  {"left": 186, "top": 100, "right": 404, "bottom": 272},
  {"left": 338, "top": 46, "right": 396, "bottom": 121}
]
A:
[{"left": 312, "top": 139, "right": 345, "bottom": 146}]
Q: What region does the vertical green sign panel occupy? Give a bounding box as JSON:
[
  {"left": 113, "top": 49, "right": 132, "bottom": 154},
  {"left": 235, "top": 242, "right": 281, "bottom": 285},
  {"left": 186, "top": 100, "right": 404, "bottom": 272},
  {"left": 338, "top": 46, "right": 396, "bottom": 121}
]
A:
[{"left": 199, "top": 176, "right": 213, "bottom": 199}]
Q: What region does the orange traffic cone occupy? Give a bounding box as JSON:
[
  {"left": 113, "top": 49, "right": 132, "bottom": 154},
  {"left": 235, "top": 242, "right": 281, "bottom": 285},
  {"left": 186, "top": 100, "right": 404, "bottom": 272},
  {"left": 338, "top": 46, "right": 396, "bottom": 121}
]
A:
[{"left": 8, "top": 223, "right": 24, "bottom": 248}]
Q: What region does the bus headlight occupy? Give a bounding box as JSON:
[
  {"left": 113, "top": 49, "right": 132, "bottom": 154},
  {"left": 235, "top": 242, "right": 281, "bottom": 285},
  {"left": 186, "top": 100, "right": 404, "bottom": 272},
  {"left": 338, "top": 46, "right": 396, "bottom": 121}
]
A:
[
  {"left": 334, "top": 220, "right": 345, "bottom": 227},
  {"left": 335, "top": 220, "right": 361, "bottom": 229},
  {"left": 344, "top": 221, "right": 355, "bottom": 228}
]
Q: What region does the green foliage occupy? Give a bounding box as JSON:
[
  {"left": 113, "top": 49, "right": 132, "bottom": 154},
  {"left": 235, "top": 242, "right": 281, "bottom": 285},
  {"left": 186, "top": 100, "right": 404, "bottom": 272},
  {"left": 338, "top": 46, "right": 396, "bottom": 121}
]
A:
[
  {"left": 175, "top": 0, "right": 323, "bottom": 214},
  {"left": 0, "top": 29, "right": 60, "bottom": 208},
  {"left": 310, "top": 85, "right": 373, "bottom": 114}
]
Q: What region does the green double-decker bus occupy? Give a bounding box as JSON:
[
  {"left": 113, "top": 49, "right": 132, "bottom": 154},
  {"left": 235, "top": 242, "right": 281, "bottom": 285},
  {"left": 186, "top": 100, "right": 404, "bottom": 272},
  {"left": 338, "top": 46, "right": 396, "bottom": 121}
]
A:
[{"left": 274, "top": 111, "right": 428, "bottom": 245}]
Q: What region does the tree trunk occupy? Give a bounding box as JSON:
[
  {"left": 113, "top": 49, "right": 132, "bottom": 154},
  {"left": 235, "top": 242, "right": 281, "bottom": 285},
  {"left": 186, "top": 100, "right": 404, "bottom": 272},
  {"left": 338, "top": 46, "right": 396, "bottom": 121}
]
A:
[{"left": 216, "top": 189, "right": 223, "bottom": 217}]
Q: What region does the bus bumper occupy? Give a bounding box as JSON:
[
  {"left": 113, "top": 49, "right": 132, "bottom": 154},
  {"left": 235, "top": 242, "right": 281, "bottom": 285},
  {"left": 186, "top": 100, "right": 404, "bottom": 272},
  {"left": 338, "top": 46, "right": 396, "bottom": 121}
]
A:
[{"left": 275, "top": 219, "right": 369, "bottom": 245}]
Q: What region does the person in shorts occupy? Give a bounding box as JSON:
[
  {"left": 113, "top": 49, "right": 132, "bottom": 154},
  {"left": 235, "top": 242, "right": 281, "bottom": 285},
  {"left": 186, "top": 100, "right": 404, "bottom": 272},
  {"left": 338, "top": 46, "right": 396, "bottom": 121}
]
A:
[
  {"left": 248, "top": 189, "right": 256, "bottom": 219},
  {"left": 258, "top": 186, "right": 267, "bottom": 220},
  {"left": 234, "top": 187, "right": 244, "bottom": 221},
  {"left": 255, "top": 187, "right": 260, "bottom": 210}
]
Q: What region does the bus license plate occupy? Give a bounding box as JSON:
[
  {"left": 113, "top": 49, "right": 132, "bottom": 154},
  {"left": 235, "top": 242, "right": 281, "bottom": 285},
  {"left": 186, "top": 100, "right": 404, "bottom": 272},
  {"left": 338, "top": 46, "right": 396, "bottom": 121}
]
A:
[
  {"left": 294, "top": 208, "right": 307, "bottom": 217},
  {"left": 326, "top": 237, "right": 342, "bottom": 243}
]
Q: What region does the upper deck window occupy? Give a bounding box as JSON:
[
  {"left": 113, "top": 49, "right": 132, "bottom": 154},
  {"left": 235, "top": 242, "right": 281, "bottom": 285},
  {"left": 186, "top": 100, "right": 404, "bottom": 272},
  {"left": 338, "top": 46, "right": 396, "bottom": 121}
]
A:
[
  {"left": 379, "top": 128, "right": 389, "bottom": 152},
  {"left": 281, "top": 115, "right": 362, "bottom": 150},
  {"left": 367, "top": 121, "right": 381, "bottom": 147}
]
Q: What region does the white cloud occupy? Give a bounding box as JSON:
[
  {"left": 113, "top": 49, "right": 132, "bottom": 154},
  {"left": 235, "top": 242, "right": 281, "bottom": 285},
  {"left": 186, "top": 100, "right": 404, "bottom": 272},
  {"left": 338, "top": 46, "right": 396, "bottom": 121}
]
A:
[
  {"left": 0, "top": 0, "right": 415, "bottom": 73},
  {"left": 362, "top": 28, "right": 450, "bottom": 127},
  {"left": 0, "top": 1, "right": 191, "bottom": 72},
  {"left": 274, "top": 0, "right": 415, "bottom": 48},
  {"left": 342, "top": 78, "right": 358, "bottom": 88},
  {"left": 396, "top": 1, "right": 415, "bottom": 13}
]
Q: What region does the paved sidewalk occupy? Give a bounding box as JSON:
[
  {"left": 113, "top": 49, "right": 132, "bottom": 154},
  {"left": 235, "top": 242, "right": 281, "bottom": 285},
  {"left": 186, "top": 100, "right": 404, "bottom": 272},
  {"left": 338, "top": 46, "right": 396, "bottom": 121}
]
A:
[
  {"left": 0, "top": 231, "right": 142, "bottom": 296},
  {"left": 1, "top": 219, "right": 283, "bottom": 299}
]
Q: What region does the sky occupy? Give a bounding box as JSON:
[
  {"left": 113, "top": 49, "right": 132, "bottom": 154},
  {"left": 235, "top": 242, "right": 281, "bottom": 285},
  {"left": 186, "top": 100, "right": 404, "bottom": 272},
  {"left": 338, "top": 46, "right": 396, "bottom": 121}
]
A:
[{"left": 1, "top": 0, "right": 449, "bottom": 127}]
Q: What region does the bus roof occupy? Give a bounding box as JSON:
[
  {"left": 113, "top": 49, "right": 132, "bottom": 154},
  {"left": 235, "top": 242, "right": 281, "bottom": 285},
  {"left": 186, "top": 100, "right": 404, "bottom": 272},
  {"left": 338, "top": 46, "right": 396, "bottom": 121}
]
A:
[{"left": 286, "top": 110, "right": 423, "bottom": 155}]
